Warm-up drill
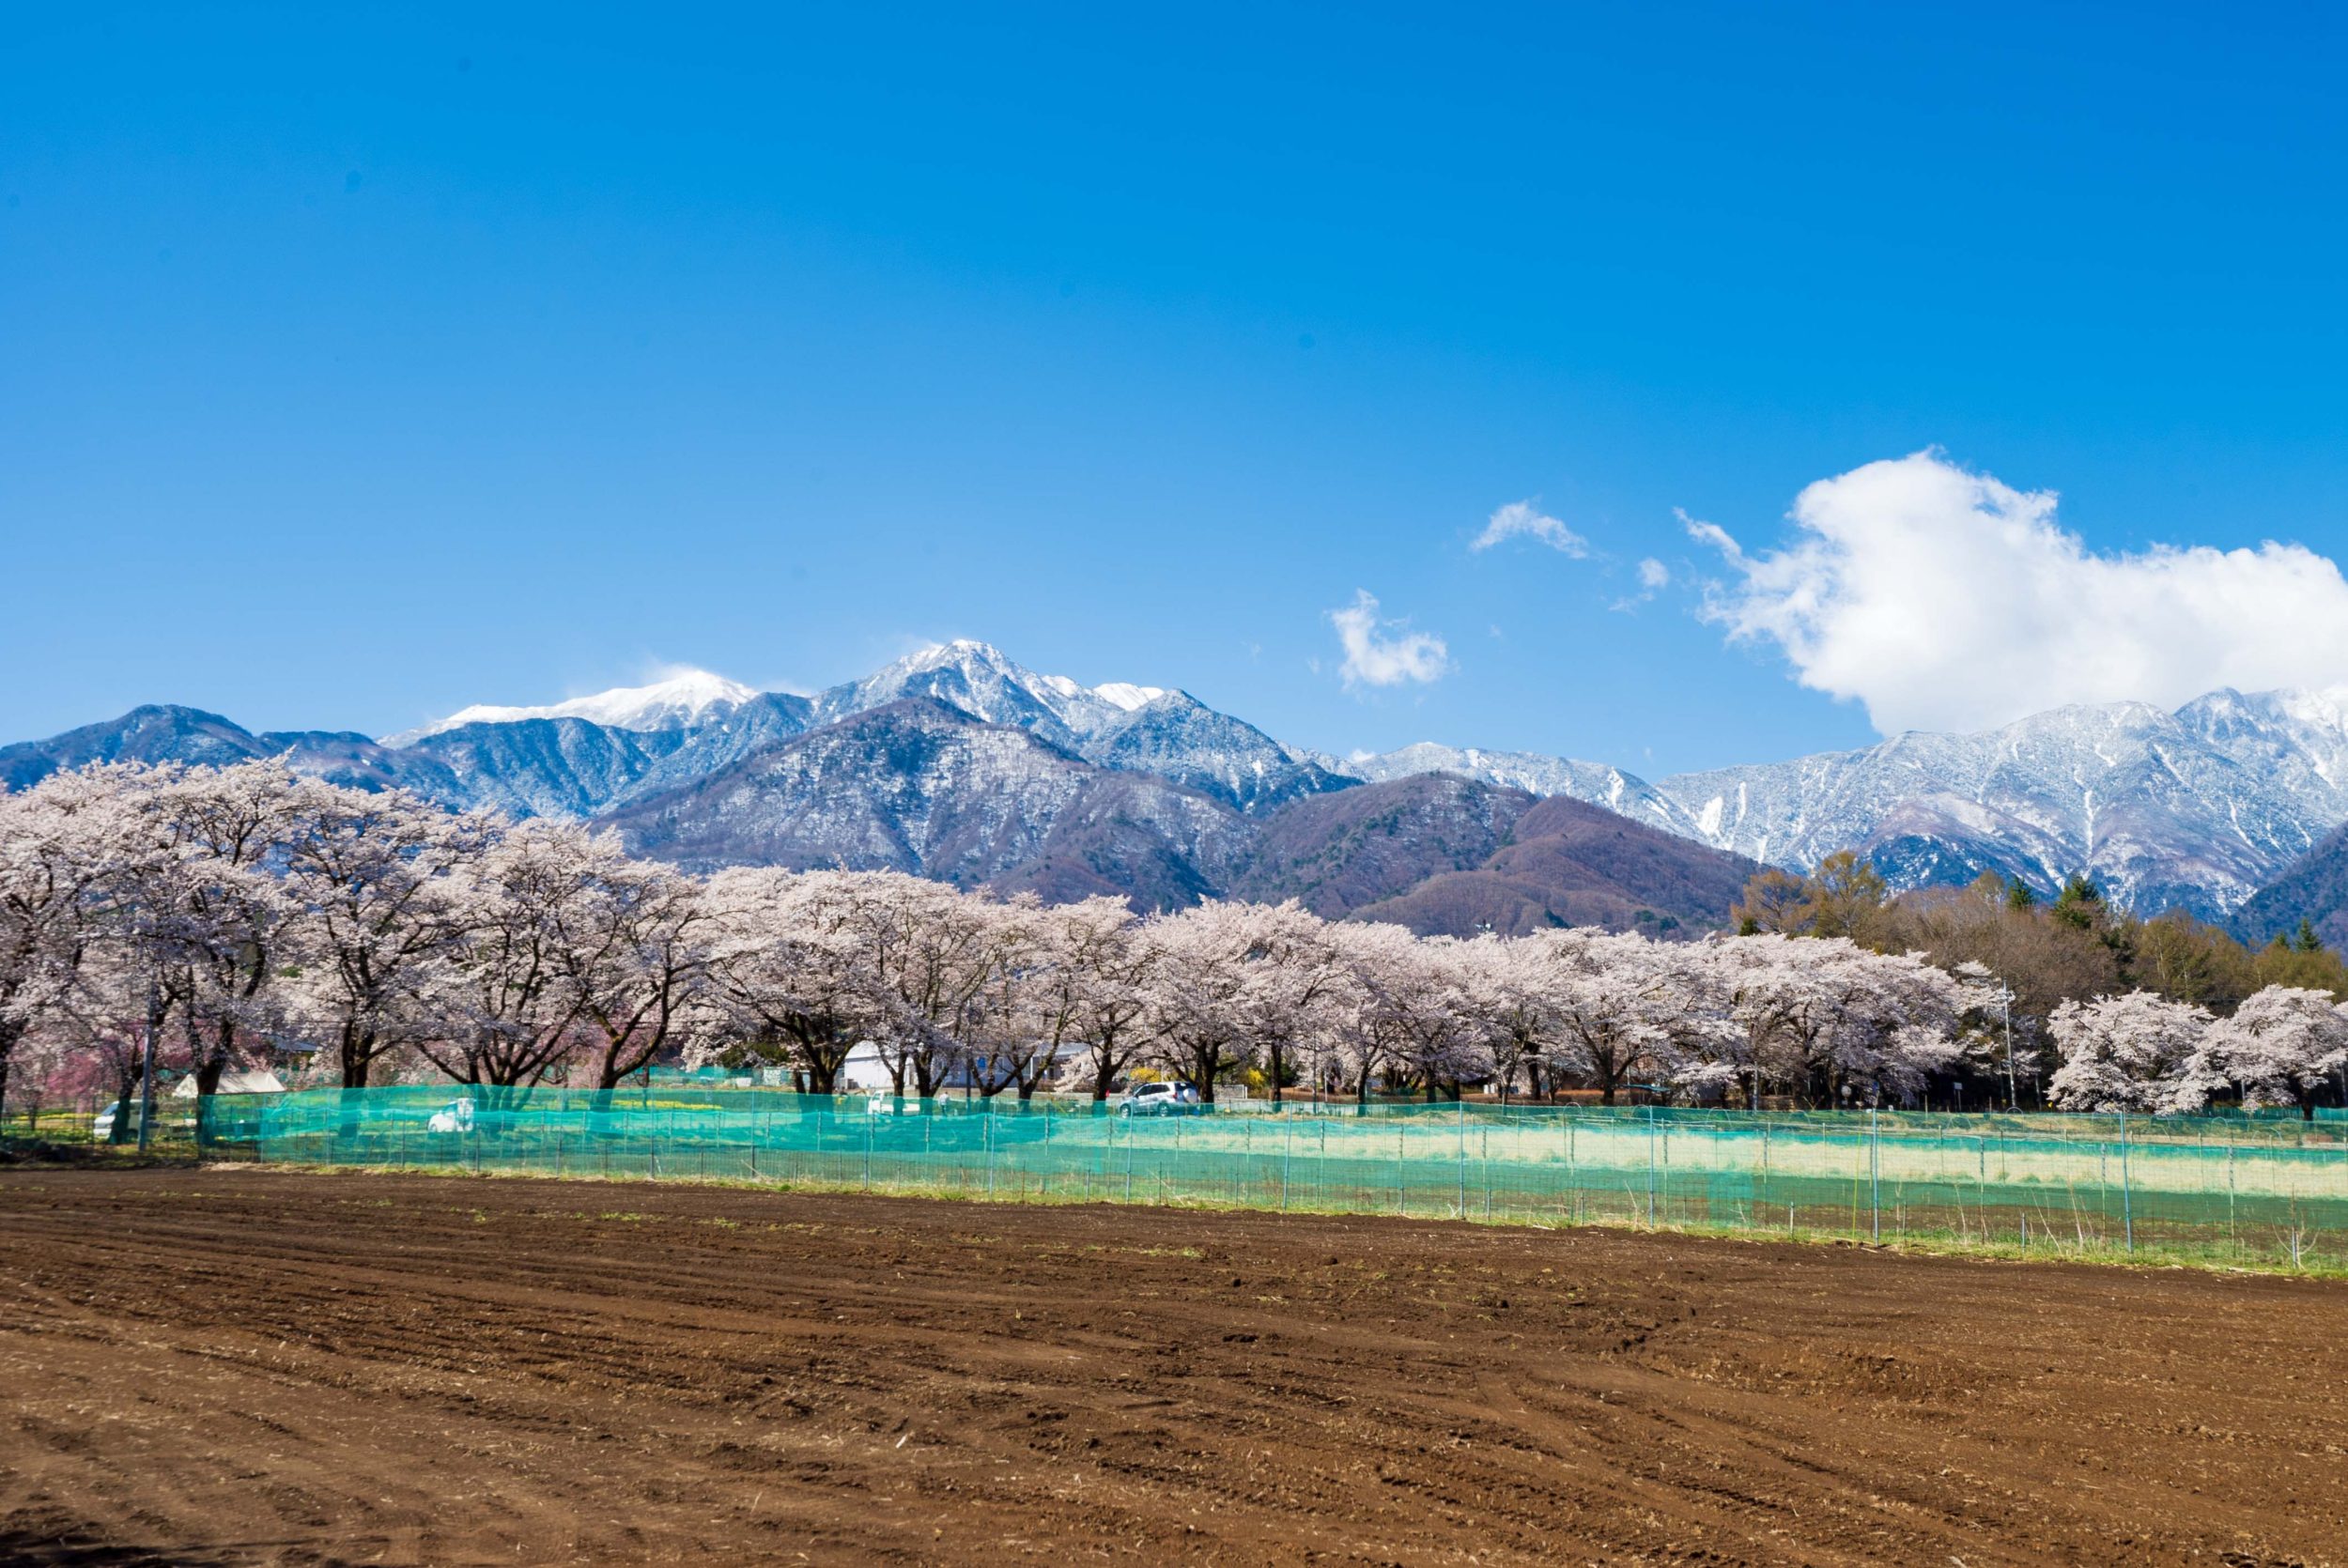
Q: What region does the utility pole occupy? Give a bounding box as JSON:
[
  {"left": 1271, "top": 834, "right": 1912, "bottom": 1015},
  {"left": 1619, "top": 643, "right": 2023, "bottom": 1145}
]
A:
[
  {"left": 136, "top": 965, "right": 161, "bottom": 1154},
  {"left": 1998, "top": 979, "right": 2016, "bottom": 1112}
]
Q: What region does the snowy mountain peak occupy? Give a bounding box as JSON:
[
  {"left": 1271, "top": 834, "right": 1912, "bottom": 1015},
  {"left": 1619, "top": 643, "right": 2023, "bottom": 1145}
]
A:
[
  {"left": 389, "top": 669, "right": 756, "bottom": 744},
  {"left": 1090, "top": 681, "right": 1170, "bottom": 713},
  {"left": 905, "top": 638, "right": 1012, "bottom": 671},
  {"left": 822, "top": 641, "right": 1168, "bottom": 739}
]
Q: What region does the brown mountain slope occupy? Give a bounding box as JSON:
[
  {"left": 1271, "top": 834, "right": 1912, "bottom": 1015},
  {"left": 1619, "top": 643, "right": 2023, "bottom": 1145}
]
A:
[
  {"left": 1346, "top": 790, "right": 1761, "bottom": 936},
  {"left": 1229, "top": 774, "right": 1529, "bottom": 915}
]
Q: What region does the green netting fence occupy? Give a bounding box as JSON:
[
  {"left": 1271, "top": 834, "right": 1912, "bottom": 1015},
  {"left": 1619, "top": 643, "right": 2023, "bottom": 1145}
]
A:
[{"left": 204, "top": 1086, "right": 2348, "bottom": 1270}]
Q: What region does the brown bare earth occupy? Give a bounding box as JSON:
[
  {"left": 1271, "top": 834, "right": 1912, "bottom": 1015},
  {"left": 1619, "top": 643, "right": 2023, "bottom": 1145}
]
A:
[{"left": 2, "top": 1170, "right": 2344, "bottom": 1566}]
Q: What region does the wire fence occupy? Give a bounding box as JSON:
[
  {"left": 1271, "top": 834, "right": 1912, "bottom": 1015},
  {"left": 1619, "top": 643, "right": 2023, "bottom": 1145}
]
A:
[
  {"left": 197, "top": 1085, "right": 2348, "bottom": 1270},
  {"left": 2, "top": 1094, "right": 218, "bottom": 1154}
]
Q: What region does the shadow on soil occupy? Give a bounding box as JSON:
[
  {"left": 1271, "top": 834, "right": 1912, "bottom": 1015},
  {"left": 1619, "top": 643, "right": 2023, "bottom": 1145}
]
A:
[{"left": 0, "top": 1509, "right": 355, "bottom": 1566}]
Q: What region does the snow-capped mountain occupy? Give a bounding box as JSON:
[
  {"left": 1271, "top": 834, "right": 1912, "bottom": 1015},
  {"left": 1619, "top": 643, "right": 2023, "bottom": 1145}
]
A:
[
  {"left": 1346, "top": 691, "right": 2348, "bottom": 917},
  {"left": 20, "top": 641, "right": 2348, "bottom": 924},
  {"left": 1341, "top": 743, "right": 1703, "bottom": 839},
  {"left": 606, "top": 698, "right": 1249, "bottom": 900},
  {"left": 1646, "top": 689, "right": 2348, "bottom": 919},
  {"left": 387, "top": 669, "right": 758, "bottom": 744},
  {"left": 809, "top": 639, "right": 1166, "bottom": 748},
  {"left": 312, "top": 640, "right": 1344, "bottom": 822},
  {"left": 601, "top": 698, "right": 1756, "bottom": 926},
  {"left": 804, "top": 639, "right": 1339, "bottom": 814}
]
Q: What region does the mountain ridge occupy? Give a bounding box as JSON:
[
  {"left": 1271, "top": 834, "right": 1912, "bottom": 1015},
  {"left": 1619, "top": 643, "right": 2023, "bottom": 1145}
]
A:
[{"left": 12, "top": 644, "right": 2348, "bottom": 926}]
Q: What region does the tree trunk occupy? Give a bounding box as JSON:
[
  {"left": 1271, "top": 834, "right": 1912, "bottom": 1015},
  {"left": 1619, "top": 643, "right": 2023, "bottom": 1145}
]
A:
[
  {"left": 339, "top": 1021, "right": 375, "bottom": 1089},
  {"left": 0, "top": 1016, "right": 24, "bottom": 1122},
  {"left": 108, "top": 1068, "right": 136, "bottom": 1145},
  {"left": 1188, "top": 1043, "right": 1223, "bottom": 1104}
]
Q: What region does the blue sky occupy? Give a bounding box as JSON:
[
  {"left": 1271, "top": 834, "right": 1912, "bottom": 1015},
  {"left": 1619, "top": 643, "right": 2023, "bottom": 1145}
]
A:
[{"left": 7, "top": 2, "right": 2347, "bottom": 776}]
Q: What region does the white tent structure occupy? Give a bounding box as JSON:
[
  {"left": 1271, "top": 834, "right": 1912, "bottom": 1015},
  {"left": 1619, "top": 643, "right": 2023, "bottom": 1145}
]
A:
[{"left": 171, "top": 1069, "right": 286, "bottom": 1099}]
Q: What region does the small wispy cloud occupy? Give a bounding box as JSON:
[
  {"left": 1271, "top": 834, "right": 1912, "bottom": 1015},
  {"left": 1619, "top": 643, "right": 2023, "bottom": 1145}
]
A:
[
  {"left": 1473, "top": 500, "right": 1588, "bottom": 557},
  {"left": 1610, "top": 557, "right": 1673, "bottom": 614},
  {"left": 1329, "top": 590, "right": 1451, "bottom": 688}
]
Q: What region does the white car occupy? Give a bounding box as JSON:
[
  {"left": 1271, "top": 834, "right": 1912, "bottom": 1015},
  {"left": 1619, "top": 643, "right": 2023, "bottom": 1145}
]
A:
[
  {"left": 426, "top": 1099, "right": 476, "bottom": 1134},
  {"left": 1117, "top": 1082, "right": 1206, "bottom": 1117}
]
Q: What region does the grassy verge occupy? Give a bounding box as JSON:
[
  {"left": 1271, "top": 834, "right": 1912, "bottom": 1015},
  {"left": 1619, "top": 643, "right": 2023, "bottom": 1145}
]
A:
[{"left": 215, "top": 1157, "right": 2348, "bottom": 1281}]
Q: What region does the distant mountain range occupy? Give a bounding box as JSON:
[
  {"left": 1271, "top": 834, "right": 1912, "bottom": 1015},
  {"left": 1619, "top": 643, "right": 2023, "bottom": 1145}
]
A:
[{"left": 10, "top": 638, "right": 2348, "bottom": 937}]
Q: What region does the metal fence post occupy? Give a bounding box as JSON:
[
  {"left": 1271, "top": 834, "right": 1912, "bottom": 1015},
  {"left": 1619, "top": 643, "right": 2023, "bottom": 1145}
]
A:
[
  {"left": 1869, "top": 1107, "right": 1880, "bottom": 1244},
  {"left": 1396, "top": 1126, "right": 1406, "bottom": 1216},
  {"left": 1457, "top": 1099, "right": 1468, "bottom": 1219},
  {"left": 2228, "top": 1140, "right": 2237, "bottom": 1252},
  {"left": 1645, "top": 1107, "right": 1658, "bottom": 1229},
  {"left": 2120, "top": 1112, "right": 2134, "bottom": 1253},
  {"left": 1281, "top": 1120, "right": 1292, "bottom": 1211},
  {"left": 1567, "top": 1117, "right": 1578, "bottom": 1225}
]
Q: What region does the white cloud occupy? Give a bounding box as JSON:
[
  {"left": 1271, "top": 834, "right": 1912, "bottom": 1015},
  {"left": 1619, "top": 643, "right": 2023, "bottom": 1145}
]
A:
[
  {"left": 1690, "top": 449, "right": 2348, "bottom": 734},
  {"left": 1329, "top": 590, "right": 1451, "bottom": 688},
  {"left": 1473, "top": 500, "right": 1588, "bottom": 557},
  {"left": 1610, "top": 556, "right": 1673, "bottom": 614}
]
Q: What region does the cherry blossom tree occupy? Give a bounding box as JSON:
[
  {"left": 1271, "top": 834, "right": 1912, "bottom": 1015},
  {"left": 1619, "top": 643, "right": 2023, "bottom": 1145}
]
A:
[
  {"left": 282, "top": 779, "right": 495, "bottom": 1088},
  {"left": 1537, "top": 930, "right": 1680, "bottom": 1105},
  {"left": 1457, "top": 934, "right": 1579, "bottom": 1101},
  {"left": 1694, "top": 935, "right": 1960, "bottom": 1108},
  {"left": 2168, "top": 985, "right": 2348, "bottom": 1119},
  {"left": 1139, "top": 900, "right": 1261, "bottom": 1102},
  {"left": 960, "top": 895, "right": 1059, "bottom": 1099},
  {"left": 2047, "top": 991, "right": 2211, "bottom": 1114},
  {"left": 1230, "top": 901, "right": 1348, "bottom": 1106},
  {"left": 1320, "top": 920, "right": 1416, "bottom": 1102},
  {"left": 121, "top": 761, "right": 307, "bottom": 1098},
  {"left": 1384, "top": 935, "right": 1498, "bottom": 1099},
  {"left": 542, "top": 830, "right": 714, "bottom": 1091},
  {"left": 700, "top": 868, "right": 883, "bottom": 1094},
  {"left": 1034, "top": 896, "right": 1157, "bottom": 1101},
  {"left": 409, "top": 822, "right": 603, "bottom": 1088},
  {"left": 842, "top": 872, "right": 1000, "bottom": 1098},
  {"left": 0, "top": 773, "right": 125, "bottom": 1117}
]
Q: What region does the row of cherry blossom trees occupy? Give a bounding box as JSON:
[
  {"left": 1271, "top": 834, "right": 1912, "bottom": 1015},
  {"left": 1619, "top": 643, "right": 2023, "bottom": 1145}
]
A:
[
  {"left": 2047, "top": 987, "right": 2348, "bottom": 1119},
  {"left": 3, "top": 759, "right": 2337, "bottom": 1121}
]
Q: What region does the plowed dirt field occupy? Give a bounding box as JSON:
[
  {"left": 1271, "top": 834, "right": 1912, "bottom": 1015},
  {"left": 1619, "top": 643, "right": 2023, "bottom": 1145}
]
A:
[{"left": 1, "top": 1168, "right": 2342, "bottom": 1565}]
